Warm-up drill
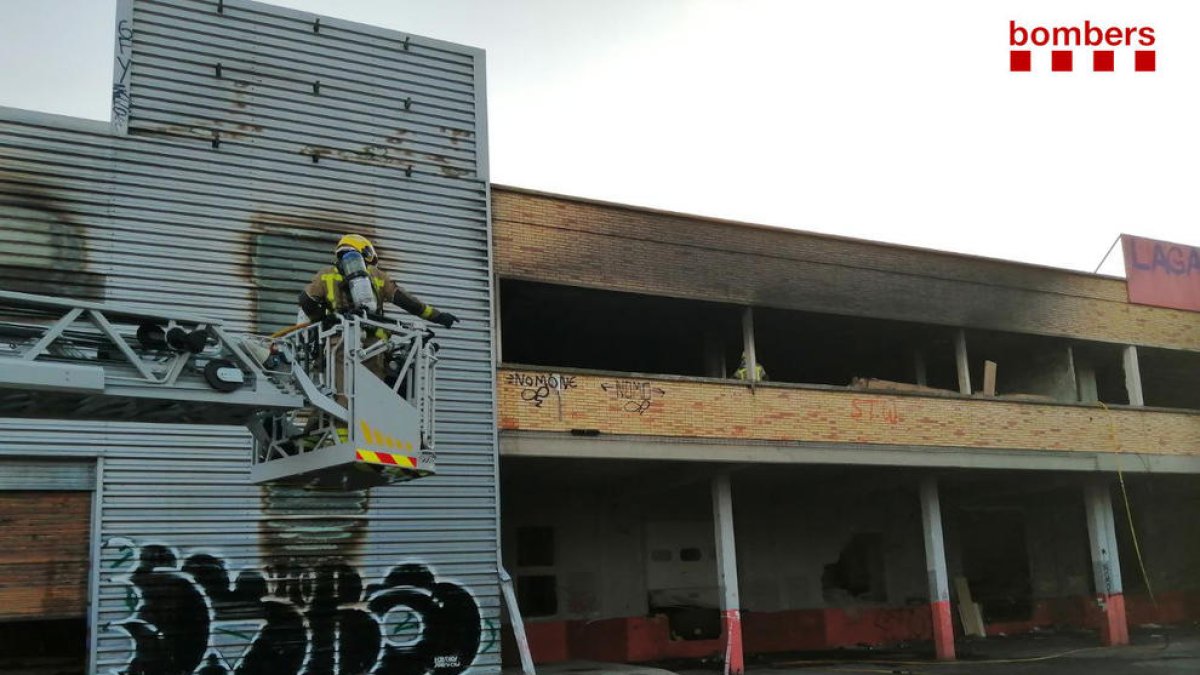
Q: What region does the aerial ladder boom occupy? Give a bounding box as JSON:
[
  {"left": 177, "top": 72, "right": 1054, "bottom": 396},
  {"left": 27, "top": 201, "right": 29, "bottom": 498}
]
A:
[{"left": 0, "top": 289, "right": 439, "bottom": 490}]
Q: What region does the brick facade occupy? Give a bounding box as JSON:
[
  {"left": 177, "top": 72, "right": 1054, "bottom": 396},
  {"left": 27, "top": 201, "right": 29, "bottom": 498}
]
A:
[
  {"left": 498, "top": 369, "right": 1200, "bottom": 456},
  {"left": 493, "top": 186, "right": 1200, "bottom": 352}
]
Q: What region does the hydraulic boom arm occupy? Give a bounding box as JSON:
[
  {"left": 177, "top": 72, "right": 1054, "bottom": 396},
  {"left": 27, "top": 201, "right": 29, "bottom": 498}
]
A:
[{"left": 0, "top": 290, "right": 439, "bottom": 490}]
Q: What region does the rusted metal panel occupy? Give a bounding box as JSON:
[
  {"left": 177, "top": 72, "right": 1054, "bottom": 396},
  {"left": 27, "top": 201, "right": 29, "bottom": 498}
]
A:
[
  {"left": 0, "top": 491, "right": 91, "bottom": 621},
  {"left": 0, "top": 0, "right": 498, "bottom": 671},
  {"left": 1122, "top": 234, "right": 1200, "bottom": 313}
]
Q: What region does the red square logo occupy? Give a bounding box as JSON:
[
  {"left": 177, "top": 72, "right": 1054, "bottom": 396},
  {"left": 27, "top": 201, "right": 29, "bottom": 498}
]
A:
[
  {"left": 1051, "top": 50, "right": 1073, "bottom": 72},
  {"left": 1010, "top": 50, "right": 1031, "bottom": 72},
  {"left": 1136, "top": 50, "right": 1156, "bottom": 72},
  {"left": 1093, "top": 51, "right": 1114, "bottom": 72}
]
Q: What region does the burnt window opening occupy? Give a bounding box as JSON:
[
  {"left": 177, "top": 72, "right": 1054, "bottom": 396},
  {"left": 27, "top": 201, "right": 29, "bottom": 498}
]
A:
[
  {"left": 1072, "top": 343, "right": 1129, "bottom": 406},
  {"left": 754, "top": 308, "right": 959, "bottom": 391},
  {"left": 1138, "top": 347, "right": 1200, "bottom": 411},
  {"left": 516, "top": 526, "right": 555, "bottom": 567},
  {"left": 679, "top": 547, "right": 702, "bottom": 562},
  {"left": 963, "top": 330, "right": 1081, "bottom": 402},
  {"left": 500, "top": 279, "right": 742, "bottom": 377},
  {"left": 516, "top": 575, "right": 558, "bottom": 618},
  {"left": 250, "top": 231, "right": 336, "bottom": 332},
  {"left": 821, "top": 532, "right": 887, "bottom": 603}
]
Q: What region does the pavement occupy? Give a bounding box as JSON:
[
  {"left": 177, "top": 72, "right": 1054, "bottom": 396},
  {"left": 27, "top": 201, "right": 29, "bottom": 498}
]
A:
[
  {"left": 701, "top": 625, "right": 1200, "bottom": 675},
  {"left": 511, "top": 624, "right": 1200, "bottom": 675}
]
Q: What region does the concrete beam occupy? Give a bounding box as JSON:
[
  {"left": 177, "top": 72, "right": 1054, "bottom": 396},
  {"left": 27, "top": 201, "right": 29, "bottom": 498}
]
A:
[
  {"left": 919, "top": 477, "right": 955, "bottom": 660},
  {"left": 712, "top": 472, "right": 744, "bottom": 675},
  {"left": 1084, "top": 479, "right": 1129, "bottom": 646},
  {"left": 500, "top": 432, "right": 1200, "bottom": 474}
]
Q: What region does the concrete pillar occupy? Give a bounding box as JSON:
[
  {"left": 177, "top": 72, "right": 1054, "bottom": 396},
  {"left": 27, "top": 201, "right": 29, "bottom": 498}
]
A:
[
  {"left": 704, "top": 329, "right": 726, "bottom": 378},
  {"left": 1084, "top": 479, "right": 1129, "bottom": 646},
  {"left": 1064, "top": 346, "right": 1079, "bottom": 402},
  {"left": 954, "top": 329, "right": 972, "bottom": 395},
  {"left": 919, "top": 477, "right": 955, "bottom": 660},
  {"left": 712, "top": 472, "right": 744, "bottom": 675},
  {"left": 1076, "top": 357, "right": 1099, "bottom": 403},
  {"left": 914, "top": 349, "right": 928, "bottom": 386},
  {"left": 1123, "top": 345, "right": 1144, "bottom": 406},
  {"left": 741, "top": 307, "right": 758, "bottom": 384}
]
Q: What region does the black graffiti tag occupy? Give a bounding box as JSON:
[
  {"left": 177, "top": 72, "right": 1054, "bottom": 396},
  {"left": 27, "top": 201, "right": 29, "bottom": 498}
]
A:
[
  {"left": 112, "top": 545, "right": 481, "bottom": 675},
  {"left": 507, "top": 372, "right": 577, "bottom": 408},
  {"left": 600, "top": 379, "right": 665, "bottom": 414},
  {"left": 112, "top": 19, "right": 133, "bottom": 128}
]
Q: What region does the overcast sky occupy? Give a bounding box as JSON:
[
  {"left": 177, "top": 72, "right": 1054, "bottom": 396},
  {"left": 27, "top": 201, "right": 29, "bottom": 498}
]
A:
[{"left": 1, "top": 1, "right": 1195, "bottom": 276}]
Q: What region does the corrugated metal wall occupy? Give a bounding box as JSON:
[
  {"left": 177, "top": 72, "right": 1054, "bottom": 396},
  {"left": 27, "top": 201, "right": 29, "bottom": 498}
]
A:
[{"left": 0, "top": 0, "right": 499, "bottom": 672}]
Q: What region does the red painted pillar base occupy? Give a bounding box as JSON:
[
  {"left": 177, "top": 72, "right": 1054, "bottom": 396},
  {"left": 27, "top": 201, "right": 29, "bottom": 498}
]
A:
[
  {"left": 930, "top": 600, "right": 956, "bottom": 660},
  {"left": 722, "top": 609, "right": 744, "bottom": 675},
  {"left": 1097, "top": 593, "right": 1129, "bottom": 646}
]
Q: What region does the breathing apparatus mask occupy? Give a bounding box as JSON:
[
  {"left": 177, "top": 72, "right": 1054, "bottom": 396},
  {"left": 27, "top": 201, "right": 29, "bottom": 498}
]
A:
[{"left": 336, "top": 248, "right": 377, "bottom": 311}]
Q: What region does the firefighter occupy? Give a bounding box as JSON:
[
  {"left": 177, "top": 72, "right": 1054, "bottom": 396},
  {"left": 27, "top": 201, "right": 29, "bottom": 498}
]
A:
[
  {"left": 299, "top": 233, "right": 459, "bottom": 329},
  {"left": 733, "top": 352, "right": 767, "bottom": 381},
  {"left": 298, "top": 233, "right": 458, "bottom": 407}
]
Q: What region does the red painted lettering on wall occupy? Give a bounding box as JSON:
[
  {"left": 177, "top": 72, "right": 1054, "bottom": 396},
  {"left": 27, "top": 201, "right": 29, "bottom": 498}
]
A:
[
  {"left": 1122, "top": 234, "right": 1200, "bottom": 312},
  {"left": 850, "top": 399, "right": 901, "bottom": 425}
]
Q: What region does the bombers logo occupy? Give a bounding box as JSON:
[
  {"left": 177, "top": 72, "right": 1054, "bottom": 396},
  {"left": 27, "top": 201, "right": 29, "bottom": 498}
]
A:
[{"left": 1009, "top": 20, "right": 1156, "bottom": 72}]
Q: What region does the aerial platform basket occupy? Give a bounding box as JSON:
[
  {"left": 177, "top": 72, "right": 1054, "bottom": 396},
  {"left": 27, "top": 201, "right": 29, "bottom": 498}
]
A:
[
  {"left": 0, "top": 290, "right": 439, "bottom": 490},
  {"left": 247, "top": 314, "right": 439, "bottom": 490}
]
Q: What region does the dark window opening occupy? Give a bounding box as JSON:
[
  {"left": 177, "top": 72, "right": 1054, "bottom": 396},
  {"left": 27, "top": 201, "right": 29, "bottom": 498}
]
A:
[
  {"left": 517, "top": 575, "right": 558, "bottom": 618},
  {"left": 822, "top": 532, "right": 887, "bottom": 603},
  {"left": 964, "top": 330, "right": 1079, "bottom": 402},
  {"left": 679, "top": 547, "right": 702, "bottom": 562},
  {"left": 661, "top": 607, "right": 721, "bottom": 641},
  {"left": 756, "top": 308, "right": 959, "bottom": 392},
  {"left": 500, "top": 279, "right": 742, "bottom": 377},
  {"left": 0, "top": 618, "right": 87, "bottom": 674},
  {"left": 957, "top": 507, "right": 1033, "bottom": 622},
  {"left": 1073, "top": 343, "right": 1129, "bottom": 405},
  {"left": 516, "top": 526, "right": 555, "bottom": 567},
  {"left": 1139, "top": 347, "right": 1200, "bottom": 411}
]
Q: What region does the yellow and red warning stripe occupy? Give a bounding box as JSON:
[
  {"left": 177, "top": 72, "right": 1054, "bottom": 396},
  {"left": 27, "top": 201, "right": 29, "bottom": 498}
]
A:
[{"left": 355, "top": 449, "right": 417, "bottom": 468}]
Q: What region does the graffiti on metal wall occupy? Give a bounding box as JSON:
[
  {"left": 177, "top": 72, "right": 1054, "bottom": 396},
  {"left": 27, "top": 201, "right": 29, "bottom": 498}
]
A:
[
  {"left": 112, "top": 19, "right": 133, "bottom": 128},
  {"left": 600, "top": 379, "right": 666, "bottom": 415},
  {"left": 104, "top": 539, "right": 485, "bottom": 675}
]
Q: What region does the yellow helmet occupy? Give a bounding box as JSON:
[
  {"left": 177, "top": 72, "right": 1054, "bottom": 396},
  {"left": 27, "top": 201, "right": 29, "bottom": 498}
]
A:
[{"left": 336, "top": 234, "right": 377, "bottom": 264}]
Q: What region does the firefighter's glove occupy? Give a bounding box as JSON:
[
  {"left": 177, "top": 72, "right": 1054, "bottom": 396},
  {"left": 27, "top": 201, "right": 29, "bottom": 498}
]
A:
[
  {"left": 432, "top": 311, "right": 459, "bottom": 329},
  {"left": 320, "top": 314, "right": 339, "bottom": 330}
]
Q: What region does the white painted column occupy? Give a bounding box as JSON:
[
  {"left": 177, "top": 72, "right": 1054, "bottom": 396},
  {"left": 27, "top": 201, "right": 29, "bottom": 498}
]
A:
[
  {"left": 919, "top": 477, "right": 955, "bottom": 660},
  {"left": 1084, "top": 479, "right": 1129, "bottom": 646},
  {"left": 741, "top": 307, "right": 758, "bottom": 384},
  {"left": 712, "top": 472, "right": 744, "bottom": 674},
  {"left": 1076, "top": 357, "right": 1099, "bottom": 403},
  {"left": 954, "top": 329, "right": 971, "bottom": 395},
  {"left": 1123, "top": 345, "right": 1144, "bottom": 406}
]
